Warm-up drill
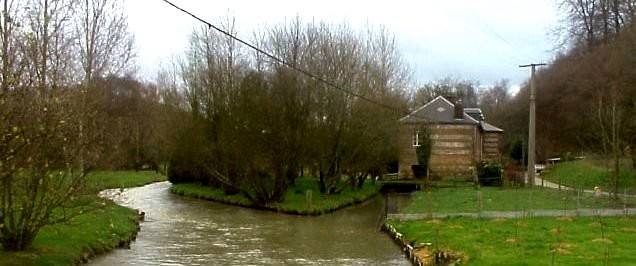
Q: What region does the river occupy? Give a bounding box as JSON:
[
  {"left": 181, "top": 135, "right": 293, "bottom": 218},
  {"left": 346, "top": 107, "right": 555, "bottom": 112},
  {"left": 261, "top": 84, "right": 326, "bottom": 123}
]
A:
[{"left": 91, "top": 182, "right": 410, "bottom": 265}]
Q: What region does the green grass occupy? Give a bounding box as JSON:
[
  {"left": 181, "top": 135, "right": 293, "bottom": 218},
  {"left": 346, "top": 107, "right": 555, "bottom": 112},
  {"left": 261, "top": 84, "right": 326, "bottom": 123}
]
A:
[
  {"left": 171, "top": 178, "right": 381, "bottom": 215},
  {"left": 170, "top": 183, "right": 253, "bottom": 206},
  {"left": 402, "top": 186, "right": 636, "bottom": 214},
  {"left": 0, "top": 201, "right": 140, "bottom": 266},
  {"left": 541, "top": 159, "right": 636, "bottom": 193},
  {"left": 387, "top": 216, "right": 636, "bottom": 265},
  {"left": 276, "top": 178, "right": 380, "bottom": 214},
  {"left": 85, "top": 170, "right": 167, "bottom": 193},
  {"left": 0, "top": 171, "right": 165, "bottom": 265}
]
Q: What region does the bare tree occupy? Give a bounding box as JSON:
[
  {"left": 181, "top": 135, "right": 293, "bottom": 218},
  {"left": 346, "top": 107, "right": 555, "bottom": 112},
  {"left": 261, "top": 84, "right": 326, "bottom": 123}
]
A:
[
  {"left": 557, "top": 0, "right": 636, "bottom": 49},
  {"left": 0, "top": 0, "right": 85, "bottom": 251},
  {"left": 166, "top": 17, "right": 411, "bottom": 202},
  {"left": 478, "top": 79, "right": 511, "bottom": 127},
  {"left": 75, "top": 0, "right": 134, "bottom": 174},
  {"left": 0, "top": 0, "right": 136, "bottom": 250},
  {"left": 412, "top": 77, "right": 479, "bottom": 108},
  {"left": 77, "top": 0, "right": 134, "bottom": 82}
]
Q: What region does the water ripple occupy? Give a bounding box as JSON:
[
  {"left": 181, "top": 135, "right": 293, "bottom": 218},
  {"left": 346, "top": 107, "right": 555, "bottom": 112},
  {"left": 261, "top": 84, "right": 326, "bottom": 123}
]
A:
[{"left": 91, "top": 182, "right": 409, "bottom": 265}]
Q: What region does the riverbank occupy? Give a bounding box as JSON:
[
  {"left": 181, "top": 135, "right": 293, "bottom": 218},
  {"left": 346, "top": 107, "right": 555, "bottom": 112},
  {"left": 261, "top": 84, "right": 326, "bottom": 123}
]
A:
[
  {"left": 0, "top": 171, "right": 166, "bottom": 265},
  {"left": 385, "top": 216, "right": 636, "bottom": 265},
  {"left": 385, "top": 182, "right": 636, "bottom": 264},
  {"left": 170, "top": 178, "right": 381, "bottom": 215}
]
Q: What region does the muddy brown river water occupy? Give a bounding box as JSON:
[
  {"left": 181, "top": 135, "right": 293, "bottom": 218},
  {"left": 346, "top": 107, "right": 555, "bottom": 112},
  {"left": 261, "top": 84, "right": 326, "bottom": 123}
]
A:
[{"left": 91, "top": 182, "right": 410, "bottom": 265}]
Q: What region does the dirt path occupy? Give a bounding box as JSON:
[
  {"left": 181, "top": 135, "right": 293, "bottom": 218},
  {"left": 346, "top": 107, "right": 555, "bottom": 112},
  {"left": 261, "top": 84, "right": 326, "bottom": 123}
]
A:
[{"left": 535, "top": 176, "right": 635, "bottom": 197}]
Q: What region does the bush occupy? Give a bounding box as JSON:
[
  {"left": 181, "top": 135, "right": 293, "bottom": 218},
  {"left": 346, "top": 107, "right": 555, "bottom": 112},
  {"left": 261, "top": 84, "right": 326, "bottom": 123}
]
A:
[
  {"left": 508, "top": 137, "right": 524, "bottom": 164},
  {"left": 167, "top": 118, "right": 212, "bottom": 184},
  {"left": 476, "top": 161, "right": 503, "bottom": 186},
  {"left": 503, "top": 164, "right": 525, "bottom": 187},
  {"left": 415, "top": 129, "right": 432, "bottom": 177},
  {"left": 167, "top": 155, "right": 208, "bottom": 184}
]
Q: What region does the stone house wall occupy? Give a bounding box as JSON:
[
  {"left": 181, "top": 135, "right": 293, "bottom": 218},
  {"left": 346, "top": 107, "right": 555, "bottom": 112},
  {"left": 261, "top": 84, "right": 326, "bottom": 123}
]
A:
[{"left": 398, "top": 123, "right": 479, "bottom": 179}]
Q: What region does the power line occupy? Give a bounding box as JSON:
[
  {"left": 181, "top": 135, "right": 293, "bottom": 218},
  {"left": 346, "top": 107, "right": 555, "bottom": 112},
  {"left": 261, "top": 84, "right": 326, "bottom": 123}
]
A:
[
  {"left": 472, "top": 14, "right": 537, "bottom": 62},
  {"left": 160, "top": 0, "right": 410, "bottom": 116},
  {"left": 435, "top": 4, "right": 524, "bottom": 66}
]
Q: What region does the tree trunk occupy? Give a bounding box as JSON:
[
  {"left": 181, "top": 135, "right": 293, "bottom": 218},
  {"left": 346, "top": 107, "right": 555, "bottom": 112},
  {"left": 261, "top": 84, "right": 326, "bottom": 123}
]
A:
[
  {"left": 611, "top": 96, "right": 619, "bottom": 199},
  {"left": 1, "top": 226, "right": 38, "bottom": 251},
  {"left": 631, "top": 147, "right": 636, "bottom": 170}
]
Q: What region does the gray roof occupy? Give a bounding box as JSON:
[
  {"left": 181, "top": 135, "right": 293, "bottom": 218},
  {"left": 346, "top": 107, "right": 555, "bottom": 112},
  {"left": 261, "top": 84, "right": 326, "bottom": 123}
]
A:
[
  {"left": 480, "top": 121, "right": 504, "bottom": 132},
  {"left": 399, "top": 96, "right": 479, "bottom": 125},
  {"left": 400, "top": 96, "right": 504, "bottom": 133},
  {"left": 464, "top": 108, "right": 484, "bottom": 121}
]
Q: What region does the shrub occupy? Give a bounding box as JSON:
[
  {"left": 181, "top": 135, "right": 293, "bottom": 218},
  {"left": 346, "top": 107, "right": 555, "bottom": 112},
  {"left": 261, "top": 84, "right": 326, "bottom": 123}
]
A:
[
  {"left": 476, "top": 161, "right": 503, "bottom": 186},
  {"left": 508, "top": 137, "right": 524, "bottom": 164},
  {"left": 167, "top": 118, "right": 212, "bottom": 184},
  {"left": 415, "top": 129, "right": 432, "bottom": 177},
  {"left": 167, "top": 155, "right": 207, "bottom": 184}
]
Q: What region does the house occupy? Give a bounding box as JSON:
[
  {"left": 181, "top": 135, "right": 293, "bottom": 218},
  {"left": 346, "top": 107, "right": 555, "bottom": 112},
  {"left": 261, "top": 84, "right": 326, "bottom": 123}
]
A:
[{"left": 398, "top": 96, "right": 503, "bottom": 179}]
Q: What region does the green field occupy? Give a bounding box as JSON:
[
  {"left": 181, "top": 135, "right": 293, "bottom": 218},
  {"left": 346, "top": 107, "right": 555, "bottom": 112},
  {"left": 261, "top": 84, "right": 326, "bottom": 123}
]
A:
[
  {"left": 541, "top": 159, "right": 636, "bottom": 193},
  {"left": 0, "top": 171, "right": 166, "bottom": 265},
  {"left": 171, "top": 178, "right": 380, "bottom": 215},
  {"left": 390, "top": 159, "right": 636, "bottom": 265},
  {"left": 388, "top": 216, "right": 636, "bottom": 265},
  {"left": 402, "top": 186, "right": 635, "bottom": 214},
  {"left": 85, "top": 170, "right": 167, "bottom": 193}
]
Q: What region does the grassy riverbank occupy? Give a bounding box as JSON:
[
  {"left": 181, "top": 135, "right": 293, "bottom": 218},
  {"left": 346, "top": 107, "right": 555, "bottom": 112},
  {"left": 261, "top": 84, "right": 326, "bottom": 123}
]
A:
[
  {"left": 171, "top": 178, "right": 381, "bottom": 215},
  {"left": 387, "top": 216, "right": 636, "bottom": 265},
  {"left": 85, "top": 170, "right": 168, "bottom": 193},
  {"left": 0, "top": 171, "right": 166, "bottom": 265}
]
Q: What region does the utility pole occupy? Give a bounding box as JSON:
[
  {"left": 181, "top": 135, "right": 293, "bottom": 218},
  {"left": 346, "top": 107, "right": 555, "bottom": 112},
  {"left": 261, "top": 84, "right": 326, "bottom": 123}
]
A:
[{"left": 519, "top": 63, "right": 546, "bottom": 187}]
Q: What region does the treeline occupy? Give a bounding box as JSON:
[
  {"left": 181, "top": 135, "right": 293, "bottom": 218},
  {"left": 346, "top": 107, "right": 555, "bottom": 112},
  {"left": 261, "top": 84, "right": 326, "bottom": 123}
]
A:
[
  {"left": 499, "top": 0, "right": 636, "bottom": 164},
  {"left": 160, "top": 19, "right": 411, "bottom": 206},
  {"left": 409, "top": 1, "right": 636, "bottom": 172},
  {"left": 481, "top": 0, "right": 636, "bottom": 198}
]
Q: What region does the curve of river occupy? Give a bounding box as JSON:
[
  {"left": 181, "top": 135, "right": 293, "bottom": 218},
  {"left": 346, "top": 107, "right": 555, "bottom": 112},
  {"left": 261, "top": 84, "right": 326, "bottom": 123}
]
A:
[{"left": 91, "top": 182, "right": 409, "bottom": 265}]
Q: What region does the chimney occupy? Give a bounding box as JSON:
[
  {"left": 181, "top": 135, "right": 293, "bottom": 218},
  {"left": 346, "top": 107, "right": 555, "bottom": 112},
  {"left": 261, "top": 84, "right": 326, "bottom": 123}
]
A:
[{"left": 454, "top": 99, "right": 464, "bottom": 119}]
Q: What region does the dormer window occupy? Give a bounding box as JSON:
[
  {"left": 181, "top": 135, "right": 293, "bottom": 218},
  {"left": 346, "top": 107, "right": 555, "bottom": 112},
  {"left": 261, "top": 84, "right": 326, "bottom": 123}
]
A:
[{"left": 412, "top": 130, "right": 421, "bottom": 147}]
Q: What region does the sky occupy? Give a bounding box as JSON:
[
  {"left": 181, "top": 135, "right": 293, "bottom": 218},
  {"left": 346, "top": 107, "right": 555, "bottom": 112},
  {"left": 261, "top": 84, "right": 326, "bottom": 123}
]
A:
[{"left": 124, "top": 0, "right": 560, "bottom": 92}]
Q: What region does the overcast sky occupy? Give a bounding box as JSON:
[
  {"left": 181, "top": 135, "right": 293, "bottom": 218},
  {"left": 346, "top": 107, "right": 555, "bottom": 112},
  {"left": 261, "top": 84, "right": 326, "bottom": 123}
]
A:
[{"left": 124, "top": 0, "right": 560, "bottom": 92}]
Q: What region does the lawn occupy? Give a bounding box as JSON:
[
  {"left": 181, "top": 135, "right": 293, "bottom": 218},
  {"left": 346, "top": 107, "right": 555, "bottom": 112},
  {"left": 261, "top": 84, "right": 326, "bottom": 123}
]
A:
[
  {"left": 391, "top": 164, "right": 636, "bottom": 265},
  {"left": 85, "top": 170, "right": 167, "bottom": 193},
  {"left": 0, "top": 171, "right": 166, "bottom": 266},
  {"left": 541, "top": 158, "right": 636, "bottom": 193},
  {"left": 387, "top": 216, "right": 636, "bottom": 265},
  {"left": 170, "top": 178, "right": 381, "bottom": 215},
  {"left": 402, "top": 186, "right": 636, "bottom": 214}
]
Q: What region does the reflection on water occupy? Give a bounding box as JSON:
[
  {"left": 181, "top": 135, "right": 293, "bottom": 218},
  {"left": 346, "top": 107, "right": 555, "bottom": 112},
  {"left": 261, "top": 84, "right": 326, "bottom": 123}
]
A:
[{"left": 92, "top": 182, "right": 409, "bottom": 265}]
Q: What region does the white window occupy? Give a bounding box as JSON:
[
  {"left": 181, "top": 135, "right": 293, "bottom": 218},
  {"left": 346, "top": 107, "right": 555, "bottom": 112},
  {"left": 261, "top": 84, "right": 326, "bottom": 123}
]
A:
[{"left": 412, "top": 130, "right": 421, "bottom": 147}]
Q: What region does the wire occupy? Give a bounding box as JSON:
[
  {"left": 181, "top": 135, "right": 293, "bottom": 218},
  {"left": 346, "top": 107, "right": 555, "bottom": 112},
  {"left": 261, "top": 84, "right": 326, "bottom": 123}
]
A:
[
  {"left": 470, "top": 12, "right": 537, "bottom": 63},
  {"left": 160, "top": 0, "right": 411, "bottom": 116},
  {"left": 434, "top": 3, "right": 537, "bottom": 69}
]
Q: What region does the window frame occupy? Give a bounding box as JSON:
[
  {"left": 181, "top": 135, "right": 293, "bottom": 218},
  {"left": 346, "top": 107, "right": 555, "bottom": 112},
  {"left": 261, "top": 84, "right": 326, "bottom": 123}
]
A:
[{"left": 412, "top": 130, "right": 421, "bottom": 147}]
